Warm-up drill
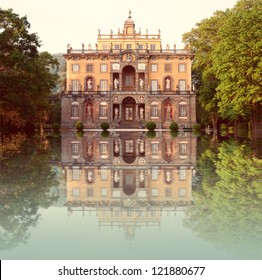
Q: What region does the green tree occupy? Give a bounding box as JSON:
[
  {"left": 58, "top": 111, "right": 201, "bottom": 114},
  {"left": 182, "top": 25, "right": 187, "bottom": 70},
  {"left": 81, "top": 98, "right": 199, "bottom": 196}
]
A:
[
  {"left": 183, "top": 11, "right": 228, "bottom": 131},
  {"left": 0, "top": 8, "right": 59, "bottom": 128},
  {"left": 213, "top": 0, "right": 262, "bottom": 128}
]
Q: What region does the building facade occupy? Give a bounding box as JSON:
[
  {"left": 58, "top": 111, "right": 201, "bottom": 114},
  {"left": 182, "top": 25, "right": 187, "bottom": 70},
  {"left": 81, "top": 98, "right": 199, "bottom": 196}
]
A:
[{"left": 61, "top": 12, "right": 196, "bottom": 129}]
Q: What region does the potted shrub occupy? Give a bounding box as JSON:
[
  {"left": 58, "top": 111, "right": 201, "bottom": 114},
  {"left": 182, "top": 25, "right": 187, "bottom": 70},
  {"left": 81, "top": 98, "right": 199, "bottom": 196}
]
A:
[
  {"left": 75, "top": 121, "right": 84, "bottom": 131},
  {"left": 100, "top": 122, "right": 110, "bottom": 131},
  {"left": 169, "top": 122, "right": 178, "bottom": 131},
  {"left": 145, "top": 121, "right": 156, "bottom": 131}
]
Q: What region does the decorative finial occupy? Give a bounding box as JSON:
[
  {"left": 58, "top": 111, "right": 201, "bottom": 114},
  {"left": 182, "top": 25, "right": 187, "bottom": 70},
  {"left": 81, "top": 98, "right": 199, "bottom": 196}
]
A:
[{"left": 129, "top": 9, "right": 132, "bottom": 18}]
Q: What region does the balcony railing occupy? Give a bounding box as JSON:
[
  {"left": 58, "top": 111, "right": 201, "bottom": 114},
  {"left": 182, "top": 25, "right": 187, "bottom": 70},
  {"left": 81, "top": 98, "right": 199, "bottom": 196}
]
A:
[
  {"left": 61, "top": 90, "right": 194, "bottom": 96},
  {"left": 65, "top": 48, "right": 192, "bottom": 56}
]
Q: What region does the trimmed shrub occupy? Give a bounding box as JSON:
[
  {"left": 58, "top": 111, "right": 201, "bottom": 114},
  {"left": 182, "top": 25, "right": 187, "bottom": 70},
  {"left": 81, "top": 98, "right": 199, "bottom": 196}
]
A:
[
  {"left": 76, "top": 121, "right": 84, "bottom": 131},
  {"left": 145, "top": 121, "right": 156, "bottom": 131},
  {"left": 100, "top": 122, "right": 110, "bottom": 130},
  {"left": 76, "top": 131, "right": 84, "bottom": 139},
  {"left": 145, "top": 131, "right": 156, "bottom": 138},
  {"left": 193, "top": 123, "right": 201, "bottom": 131},
  {"left": 169, "top": 122, "right": 178, "bottom": 131},
  {"left": 101, "top": 131, "right": 110, "bottom": 138},
  {"left": 193, "top": 130, "right": 201, "bottom": 137},
  {"left": 170, "top": 130, "right": 178, "bottom": 138}
]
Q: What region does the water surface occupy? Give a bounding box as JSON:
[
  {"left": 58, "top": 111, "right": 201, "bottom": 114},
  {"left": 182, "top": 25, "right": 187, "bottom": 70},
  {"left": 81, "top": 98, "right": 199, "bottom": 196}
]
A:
[{"left": 0, "top": 132, "right": 261, "bottom": 259}]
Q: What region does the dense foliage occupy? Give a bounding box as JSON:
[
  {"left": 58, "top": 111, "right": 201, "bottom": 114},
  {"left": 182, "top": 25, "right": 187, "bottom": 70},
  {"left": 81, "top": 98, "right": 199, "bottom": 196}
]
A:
[
  {"left": 0, "top": 8, "right": 59, "bottom": 128},
  {"left": 0, "top": 134, "right": 60, "bottom": 251},
  {"left": 185, "top": 139, "right": 262, "bottom": 256},
  {"left": 183, "top": 0, "right": 262, "bottom": 130}
]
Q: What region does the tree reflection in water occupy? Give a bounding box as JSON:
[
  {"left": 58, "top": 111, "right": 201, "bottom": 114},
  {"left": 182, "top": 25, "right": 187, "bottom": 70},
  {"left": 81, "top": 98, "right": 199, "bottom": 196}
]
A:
[
  {"left": 0, "top": 133, "right": 60, "bottom": 251},
  {"left": 186, "top": 138, "right": 262, "bottom": 256}
]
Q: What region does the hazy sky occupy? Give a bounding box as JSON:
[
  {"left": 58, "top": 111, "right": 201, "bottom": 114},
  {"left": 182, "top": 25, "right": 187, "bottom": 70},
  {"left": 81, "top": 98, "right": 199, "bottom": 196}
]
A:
[{"left": 1, "top": 0, "right": 238, "bottom": 53}]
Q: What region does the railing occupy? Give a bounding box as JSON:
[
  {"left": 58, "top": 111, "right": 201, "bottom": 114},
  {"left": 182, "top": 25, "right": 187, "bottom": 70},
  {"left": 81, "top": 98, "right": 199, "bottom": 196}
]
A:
[
  {"left": 61, "top": 90, "right": 194, "bottom": 96},
  {"left": 66, "top": 48, "right": 192, "bottom": 56}
]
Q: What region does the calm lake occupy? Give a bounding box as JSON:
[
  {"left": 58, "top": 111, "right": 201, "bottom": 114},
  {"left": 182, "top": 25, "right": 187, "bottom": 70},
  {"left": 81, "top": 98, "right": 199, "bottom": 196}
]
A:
[{"left": 0, "top": 131, "right": 261, "bottom": 260}]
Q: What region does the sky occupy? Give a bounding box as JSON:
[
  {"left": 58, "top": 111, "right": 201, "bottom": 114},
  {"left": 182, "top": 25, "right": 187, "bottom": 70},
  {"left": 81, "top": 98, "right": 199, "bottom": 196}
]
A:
[{"left": 1, "top": 0, "right": 239, "bottom": 54}]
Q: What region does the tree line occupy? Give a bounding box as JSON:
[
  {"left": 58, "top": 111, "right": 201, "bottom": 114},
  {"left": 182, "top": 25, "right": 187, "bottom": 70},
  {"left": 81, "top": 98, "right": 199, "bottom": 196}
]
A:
[
  {"left": 0, "top": 8, "right": 59, "bottom": 131},
  {"left": 183, "top": 0, "right": 262, "bottom": 133}
]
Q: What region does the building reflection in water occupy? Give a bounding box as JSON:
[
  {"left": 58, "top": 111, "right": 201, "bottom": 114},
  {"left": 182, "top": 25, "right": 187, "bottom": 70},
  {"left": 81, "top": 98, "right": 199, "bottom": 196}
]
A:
[{"left": 62, "top": 131, "right": 197, "bottom": 240}]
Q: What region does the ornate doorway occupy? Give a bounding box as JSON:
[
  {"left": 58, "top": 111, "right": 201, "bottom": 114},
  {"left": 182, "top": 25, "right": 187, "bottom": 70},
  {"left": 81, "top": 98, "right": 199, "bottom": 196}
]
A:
[
  {"left": 122, "top": 65, "right": 135, "bottom": 91},
  {"left": 122, "top": 97, "right": 136, "bottom": 122}
]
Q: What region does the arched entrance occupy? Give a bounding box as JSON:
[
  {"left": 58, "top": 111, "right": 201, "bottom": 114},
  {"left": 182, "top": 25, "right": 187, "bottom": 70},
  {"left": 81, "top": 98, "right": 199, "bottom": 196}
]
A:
[
  {"left": 123, "top": 170, "right": 136, "bottom": 195},
  {"left": 122, "top": 97, "right": 136, "bottom": 122},
  {"left": 122, "top": 65, "right": 135, "bottom": 91}
]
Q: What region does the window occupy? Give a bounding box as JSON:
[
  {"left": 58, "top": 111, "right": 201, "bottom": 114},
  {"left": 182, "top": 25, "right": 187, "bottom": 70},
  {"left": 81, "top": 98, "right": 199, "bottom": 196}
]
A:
[
  {"left": 151, "top": 80, "right": 158, "bottom": 91},
  {"left": 100, "top": 64, "right": 107, "bottom": 72},
  {"left": 71, "top": 143, "right": 79, "bottom": 156},
  {"left": 71, "top": 80, "right": 79, "bottom": 91},
  {"left": 114, "top": 44, "right": 120, "bottom": 50},
  {"left": 138, "top": 44, "right": 144, "bottom": 50},
  {"left": 71, "top": 103, "right": 79, "bottom": 117},
  {"left": 178, "top": 80, "right": 186, "bottom": 91},
  {"left": 179, "top": 143, "right": 187, "bottom": 155},
  {"left": 150, "top": 44, "right": 156, "bottom": 50},
  {"left": 112, "top": 63, "right": 120, "bottom": 70},
  {"left": 179, "top": 169, "right": 186, "bottom": 181},
  {"left": 126, "top": 44, "right": 132, "bottom": 49},
  {"left": 179, "top": 104, "right": 187, "bottom": 117},
  {"left": 151, "top": 64, "right": 158, "bottom": 72},
  {"left": 151, "top": 168, "right": 159, "bottom": 180},
  {"left": 72, "top": 64, "right": 79, "bottom": 72},
  {"left": 100, "top": 168, "right": 108, "bottom": 180},
  {"left": 125, "top": 174, "right": 135, "bottom": 185},
  {"left": 99, "top": 104, "right": 107, "bottom": 117},
  {"left": 125, "top": 107, "right": 133, "bottom": 120},
  {"left": 72, "top": 169, "right": 80, "bottom": 180},
  {"left": 178, "top": 63, "right": 186, "bottom": 72},
  {"left": 151, "top": 104, "right": 158, "bottom": 117},
  {"left": 179, "top": 188, "right": 186, "bottom": 197},
  {"left": 165, "top": 188, "right": 172, "bottom": 197},
  {"left": 125, "top": 140, "right": 134, "bottom": 153},
  {"left": 100, "top": 143, "right": 108, "bottom": 156},
  {"left": 164, "top": 64, "right": 172, "bottom": 72},
  {"left": 72, "top": 188, "right": 80, "bottom": 197},
  {"left": 86, "top": 64, "right": 93, "bottom": 72},
  {"left": 87, "top": 188, "right": 94, "bottom": 197},
  {"left": 100, "top": 80, "right": 108, "bottom": 92},
  {"left": 151, "top": 188, "right": 158, "bottom": 197},
  {"left": 151, "top": 143, "right": 159, "bottom": 155},
  {"left": 100, "top": 188, "right": 108, "bottom": 197},
  {"left": 102, "top": 44, "right": 108, "bottom": 50}
]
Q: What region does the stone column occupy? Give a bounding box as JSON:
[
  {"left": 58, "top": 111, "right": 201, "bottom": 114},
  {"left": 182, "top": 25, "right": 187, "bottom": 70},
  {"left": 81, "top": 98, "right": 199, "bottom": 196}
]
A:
[
  {"left": 119, "top": 73, "right": 123, "bottom": 91},
  {"left": 145, "top": 72, "right": 149, "bottom": 91},
  {"left": 136, "top": 73, "right": 139, "bottom": 91}
]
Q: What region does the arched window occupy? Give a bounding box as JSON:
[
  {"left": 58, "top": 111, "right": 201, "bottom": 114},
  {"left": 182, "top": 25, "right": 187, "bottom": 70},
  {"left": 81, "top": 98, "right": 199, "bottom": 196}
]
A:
[
  {"left": 99, "top": 101, "right": 107, "bottom": 118},
  {"left": 179, "top": 101, "right": 187, "bottom": 118},
  {"left": 71, "top": 101, "right": 79, "bottom": 118}
]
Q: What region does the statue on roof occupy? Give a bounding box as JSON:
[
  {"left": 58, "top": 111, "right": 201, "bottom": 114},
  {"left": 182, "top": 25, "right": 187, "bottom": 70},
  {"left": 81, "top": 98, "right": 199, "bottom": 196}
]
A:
[{"left": 129, "top": 9, "right": 132, "bottom": 18}]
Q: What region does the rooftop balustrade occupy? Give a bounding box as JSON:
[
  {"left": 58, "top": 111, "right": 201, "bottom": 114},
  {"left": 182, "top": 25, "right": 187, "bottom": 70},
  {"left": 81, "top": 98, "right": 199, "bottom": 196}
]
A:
[{"left": 66, "top": 48, "right": 192, "bottom": 56}]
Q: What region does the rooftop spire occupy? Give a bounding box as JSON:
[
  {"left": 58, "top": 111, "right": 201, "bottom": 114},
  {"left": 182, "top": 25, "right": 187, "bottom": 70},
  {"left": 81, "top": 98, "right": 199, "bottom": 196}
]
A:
[{"left": 129, "top": 9, "right": 132, "bottom": 18}]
